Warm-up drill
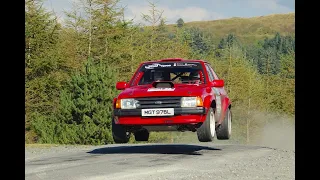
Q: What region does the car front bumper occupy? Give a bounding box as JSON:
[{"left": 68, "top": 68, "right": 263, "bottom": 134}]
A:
[{"left": 113, "top": 107, "right": 207, "bottom": 125}]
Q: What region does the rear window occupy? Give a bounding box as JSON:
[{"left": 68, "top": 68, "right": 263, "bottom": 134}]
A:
[{"left": 130, "top": 62, "right": 206, "bottom": 86}]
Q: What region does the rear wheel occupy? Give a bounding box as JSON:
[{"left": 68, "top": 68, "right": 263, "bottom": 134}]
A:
[
  {"left": 216, "top": 108, "right": 232, "bottom": 140},
  {"left": 112, "top": 118, "right": 130, "bottom": 143},
  {"left": 197, "top": 108, "right": 216, "bottom": 142},
  {"left": 134, "top": 129, "right": 149, "bottom": 141}
]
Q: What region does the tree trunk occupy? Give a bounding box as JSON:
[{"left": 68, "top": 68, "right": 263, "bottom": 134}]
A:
[
  {"left": 247, "top": 98, "right": 251, "bottom": 144},
  {"left": 88, "top": 0, "right": 92, "bottom": 57}
]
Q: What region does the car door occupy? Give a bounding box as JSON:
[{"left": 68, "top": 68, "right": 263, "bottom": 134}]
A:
[
  {"left": 205, "top": 64, "right": 222, "bottom": 122},
  {"left": 208, "top": 65, "right": 229, "bottom": 124}
]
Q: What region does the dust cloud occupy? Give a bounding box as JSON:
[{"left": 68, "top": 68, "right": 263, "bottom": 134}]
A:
[
  {"left": 169, "top": 110, "right": 295, "bottom": 151},
  {"left": 250, "top": 112, "right": 295, "bottom": 151}
]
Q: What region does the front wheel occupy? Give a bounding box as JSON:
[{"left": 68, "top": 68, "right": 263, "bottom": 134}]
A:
[
  {"left": 197, "top": 108, "right": 216, "bottom": 142},
  {"left": 112, "top": 118, "right": 130, "bottom": 143},
  {"left": 134, "top": 129, "right": 149, "bottom": 141},
  {"left": 216, "top": 108, "right": 232, "bottom": 140}
]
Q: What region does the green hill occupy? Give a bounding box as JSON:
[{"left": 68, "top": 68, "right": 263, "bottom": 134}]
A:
[{"left": 167, "top": 13, "right": 295, "bottom": 44}]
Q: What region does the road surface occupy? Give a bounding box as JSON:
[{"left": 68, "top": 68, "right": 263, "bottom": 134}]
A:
[{"left": 25, "top": 143, "right": 294, "bottom": 180}]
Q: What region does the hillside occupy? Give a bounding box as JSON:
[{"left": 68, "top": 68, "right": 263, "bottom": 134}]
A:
[{"left": 167, "top": 13, "right": 295, "bottom": 44}]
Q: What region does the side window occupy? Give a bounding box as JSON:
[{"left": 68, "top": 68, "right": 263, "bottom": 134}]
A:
[
  {"left": 205, "top": 64, "right": 214, "bottom": 81},
  {"left": 210, "top": 66, "right": 219, "bottom": 80}
]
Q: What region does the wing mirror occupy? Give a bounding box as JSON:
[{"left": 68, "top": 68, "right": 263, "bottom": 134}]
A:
[
  {"left": 209, "top": 80, "right": 224, "bottom": 87},
  {"left": 116, "top": 81, "right": 128, "bottom": 90}
]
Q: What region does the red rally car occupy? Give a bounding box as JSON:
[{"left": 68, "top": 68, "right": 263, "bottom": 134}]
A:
[{"left": 112, "top": 58, "right": 232, "bottom": 143}]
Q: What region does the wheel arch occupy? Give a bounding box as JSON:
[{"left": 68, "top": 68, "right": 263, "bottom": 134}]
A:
[{"left": 210, "top": 100, "right": 216, "bottom": 112}]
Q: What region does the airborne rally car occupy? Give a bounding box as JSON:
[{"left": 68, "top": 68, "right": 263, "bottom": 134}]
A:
[{"left": 112, "top": 58, "right": 232, "bottom": 143}]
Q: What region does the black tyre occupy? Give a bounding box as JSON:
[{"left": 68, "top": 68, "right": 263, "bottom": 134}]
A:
[
  {"left": 134, "top": 129, "right": 149, "bottom": 141},
  {"left": 216, "top": 108, "right": 232, "bottom": 140},
  {"left": 197, "top": 107, "right": 216, "bottom": 142},
  {"left": 112, "top": 118, "right": 130, "bottom": 143}
]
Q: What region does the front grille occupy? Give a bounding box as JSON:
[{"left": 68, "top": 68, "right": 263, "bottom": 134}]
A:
[{"left": 135, "top": 97, "right": 182, "bottom": 109}]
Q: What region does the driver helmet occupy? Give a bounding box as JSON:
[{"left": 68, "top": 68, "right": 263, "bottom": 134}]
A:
[{"left": 189, "top": 71, "right": 200, "bottom": 80}]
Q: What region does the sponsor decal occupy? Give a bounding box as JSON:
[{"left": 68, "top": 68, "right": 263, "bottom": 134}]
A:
[
  {"left": 147, "top": 88, "right": 175, "bottom": 91},
  {"left": 213, "top": 87, "right": 222, "bottom": 117},
  {"left": 173, "top": 62, "right": 198, "bottom": 67},
  {"left": 145, "top": 63, "right": 171, "bottom": 69}
]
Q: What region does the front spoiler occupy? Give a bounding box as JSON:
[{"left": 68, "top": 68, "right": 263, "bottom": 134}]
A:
[
  {"left": 113, "top": 107, "right": 207, "bottom": 125},
  {"left": 114, "top": 107, "right": 206, "bottom": 116}
]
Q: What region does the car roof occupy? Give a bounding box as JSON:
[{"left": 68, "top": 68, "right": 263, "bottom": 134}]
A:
[{"left": 144, "top": 58, "right": 210, "bottom": 64}]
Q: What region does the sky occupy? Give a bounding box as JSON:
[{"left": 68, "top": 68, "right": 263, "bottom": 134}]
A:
[{"left": 43, "top": 0, "right": 295, "bottom": 25}]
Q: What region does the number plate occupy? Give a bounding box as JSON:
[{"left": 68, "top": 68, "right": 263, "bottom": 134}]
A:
[{"left": 141, "top": 108, "right": 174, "bottom": 116}]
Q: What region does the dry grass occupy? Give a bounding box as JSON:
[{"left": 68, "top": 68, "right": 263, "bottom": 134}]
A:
[
  {"left": 166, "top": 13, "right": 295, "bottom": 44},
  {"left": 25, "top": 143, "right": 92, "bottom": 148},
  {"left": 25, "top": 144, "right": 60, "bottom": 148}
]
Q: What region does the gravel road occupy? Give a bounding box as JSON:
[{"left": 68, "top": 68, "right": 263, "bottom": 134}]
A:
[{"left": 25, "top": 143, "right": 295, "bottom": 180}]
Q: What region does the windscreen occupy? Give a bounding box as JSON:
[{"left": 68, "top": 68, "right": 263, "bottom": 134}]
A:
[{"left": 131, "top": 62, "right": 206, "bottom": 86}]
